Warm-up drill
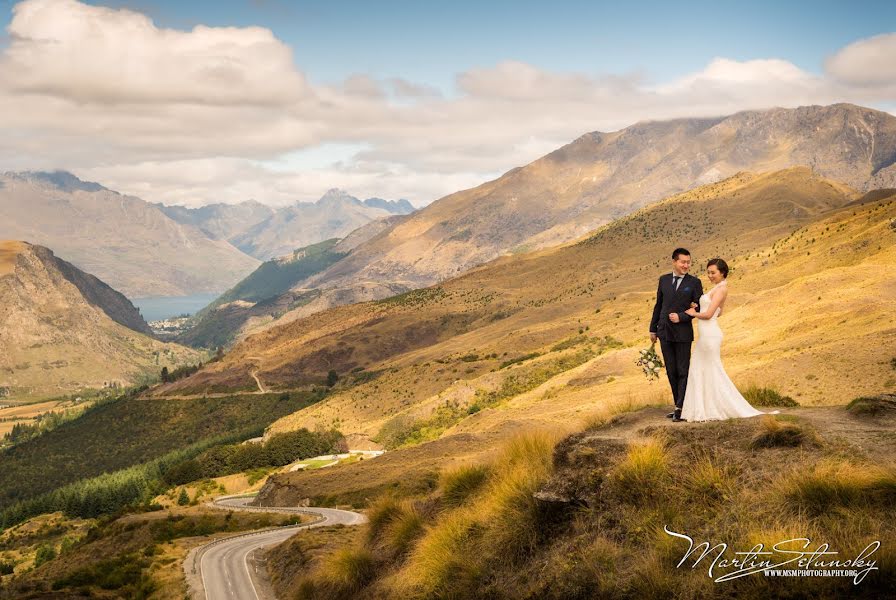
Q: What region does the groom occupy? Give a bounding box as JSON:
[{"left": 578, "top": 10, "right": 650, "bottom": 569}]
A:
[{"left": 649, "top": 248, "right": 703, "bottom": 422}]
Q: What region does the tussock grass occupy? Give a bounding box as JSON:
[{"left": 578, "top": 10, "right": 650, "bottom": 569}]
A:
[
  {"left": 750, "top": 415, "right": 818, "bottom": 449},
  {"left": 685, "top": 453, "right": 733, "bottom": 502},
  {"left": 847, "top": 394, "right": 896, "bottom": 417},
  {"left": 364, "top": 494, "right": 405, "bottom": 545},
  {"left": 741, "top": 385, "right": 799, "bottom": 407},
  {"left": 439, "top": 464, "right": 490, "bottom": 507},
  {"left": 379, "top": 500, "right": 427, "bottom": 561},
  {"left": 392, "top": 431, "right": 558, "bottom": 598},
  {"left": 393, "top": 511, "right": 483, "bottom": 599},
  {"left": 301, "top": 546, "right": 376, "bottom": 599},
  {"left": 777, "top": 460, "right": 896, "bottom": 516},
  {"left": 608, "top": 436, "right": 671, "bottom": 505}
]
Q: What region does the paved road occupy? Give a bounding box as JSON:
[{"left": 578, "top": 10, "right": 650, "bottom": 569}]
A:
[{"left": 186, "top": 497, "right": 366, "bottom": 600}]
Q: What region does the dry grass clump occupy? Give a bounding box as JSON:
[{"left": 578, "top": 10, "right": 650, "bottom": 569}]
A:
[
  {"left": 391, "top": 430, "right": 559, "bottom": 599},
  {"left": 294, "top": 546, "right": 376, "bottom": 600},
  {"left": 750, "top": 415, "right": 819, "bottom": 449},
  {"left": 847, "top": 394, "right": 896, "bottom": 417},
  {"left": 776, "top": 460, "right": 896, "bottom": 517},
  {"left": 438, "top": 464, "right": 490, "bottom": 508},
  {"left": 607, "top": 436, "right": 671, "bottom": 505}
]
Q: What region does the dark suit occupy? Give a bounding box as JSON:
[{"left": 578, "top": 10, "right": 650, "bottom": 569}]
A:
[{"left": 649, "top": 273, "right": 704, "bottom": 409}]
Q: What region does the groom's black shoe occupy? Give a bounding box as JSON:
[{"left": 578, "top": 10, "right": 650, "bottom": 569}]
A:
[
  {"left": 666, "top": 411, "right": 675, "bottom": 418},
  {"left": 671, "top": 408, "right": 687, "bottom": 422}
]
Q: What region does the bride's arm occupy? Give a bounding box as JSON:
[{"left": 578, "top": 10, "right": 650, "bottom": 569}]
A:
[{"left": 686, "top": 287, "right": 727, "bottom": 319}]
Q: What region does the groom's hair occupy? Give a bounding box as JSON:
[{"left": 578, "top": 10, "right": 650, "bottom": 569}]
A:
[{"left": 671, "top": 248, "right": 690, "bottom": 260}]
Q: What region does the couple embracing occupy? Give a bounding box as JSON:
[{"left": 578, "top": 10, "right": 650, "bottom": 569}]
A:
[{"left": 649, "top": 248, "right": 775, "bottom": 422}]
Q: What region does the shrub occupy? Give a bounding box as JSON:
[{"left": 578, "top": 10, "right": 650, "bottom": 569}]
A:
[
  {"left": 741, "top": 385, "right": 799, "bottom": 407},
  {"left": 34, "top": 544, "right": 56, "bottom": 567}
]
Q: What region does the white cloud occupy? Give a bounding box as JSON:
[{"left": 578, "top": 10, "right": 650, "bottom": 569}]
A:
[
  {"left": 0, "top": 0, "right": 894, "bottom": 208},
  {"left": 825, "top": 32, "right": 896, "bottom": 87},
  {"left": 3, "top": 0, "right": 310, "bottom": 105}
]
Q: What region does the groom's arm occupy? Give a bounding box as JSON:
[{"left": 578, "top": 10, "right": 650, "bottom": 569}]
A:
[
  {"left": 649, "top": 277, "right": 663, "bottom": 336},
  {"left": 679, "top": 277, "right": 704, "bottom": 322}
]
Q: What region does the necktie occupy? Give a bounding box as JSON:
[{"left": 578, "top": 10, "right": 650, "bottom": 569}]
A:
[{"left": 673, "top": 276, "right": 681, "bottom": 291}]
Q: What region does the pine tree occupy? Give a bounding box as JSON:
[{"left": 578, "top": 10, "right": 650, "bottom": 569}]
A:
[
  {"left": 177, "top": 487, "right": 189, "bottom": 506},
  {"left": 161, "top": 366, "right": 170, "bottom": 383}
]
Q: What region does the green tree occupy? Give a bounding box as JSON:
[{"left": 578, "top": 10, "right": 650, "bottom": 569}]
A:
[
  {"left": 326, "top": 370, "right": 339, "bottom": 387},
  {"left": 160, "top": 366, "right": 170, "bottom": 383},
  {"left": 177, "top": 487, "right": 190, "bottom": 506}
]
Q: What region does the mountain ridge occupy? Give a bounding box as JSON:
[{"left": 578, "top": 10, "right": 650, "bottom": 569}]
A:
[{"left": 204, "top": 103, "right": 896, "bottom": 336}]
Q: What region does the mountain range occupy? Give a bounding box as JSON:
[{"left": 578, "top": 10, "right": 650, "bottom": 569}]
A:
[
  {"left": 178, "top": 103, "right": 896, "bottom": 346},
  {"left": 156, "top": 190, "right": 414, "bottom": 260},
  {"left": 0, "top": 172, "right": 414, "bottom": 298},
  {"left": 0, "top": 172, "right": 259, "bottom": 298}
]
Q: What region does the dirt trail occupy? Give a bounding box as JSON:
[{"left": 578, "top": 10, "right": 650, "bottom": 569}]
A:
[{"left": 585, "top": 404, "right": 896, "bottom": 463}]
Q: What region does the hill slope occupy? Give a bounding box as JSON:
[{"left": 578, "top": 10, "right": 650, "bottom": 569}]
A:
[
  {"left": 177, "top": 239, "right": 349, "bottom": 349},
  {"left": 0, "top": 172, "right": 259, "bottom": 297},
  {"left": 156, "top": 168, "right": 895, "bottom": 450},
  {"left": 0, "top": 241, "right": 201, "bottom": 399}
]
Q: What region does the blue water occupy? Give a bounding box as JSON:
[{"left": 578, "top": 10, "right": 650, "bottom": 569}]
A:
[{"left": 131, "top": 293, "right": 219, "bottom": 321}]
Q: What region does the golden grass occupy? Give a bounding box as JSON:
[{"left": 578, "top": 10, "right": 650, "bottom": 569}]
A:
[
  {"left": 776, "top": 460, "right": 896, "bottom": 517},
  {"left": 750, "top": 415, "right": 819, "bottom": 449},
  {"left": 438, "top": 464, "right": 491, "bottom": 507},
  {"left": 298, "top": 546, "right": 376, "bottom": 599},
  {"left": 391, "top": 430, "right": 558, "bottom": 598},
  {"left": 685, "top": 452, "right": 734, "bottom": 503},
  {"left": 608, "top": 436, "right": 671, "bottom": 505}
]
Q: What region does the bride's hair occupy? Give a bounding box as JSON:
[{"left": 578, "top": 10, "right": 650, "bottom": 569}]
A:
[{"left": 707, "top": 258, "right": 729, "bottom": 278}]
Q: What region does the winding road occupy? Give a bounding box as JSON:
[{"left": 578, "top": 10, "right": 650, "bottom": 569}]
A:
[{"left": 185, "top": 496, "right": 367, "bottom": 600}]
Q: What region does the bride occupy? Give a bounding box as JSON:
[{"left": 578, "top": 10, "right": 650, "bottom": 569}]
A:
[{"left": 680, "top": 258, "right": 775, "bottom": 422}]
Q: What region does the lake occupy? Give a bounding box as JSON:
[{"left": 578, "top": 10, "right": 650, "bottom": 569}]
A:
[{"left": 130, "top": 292, "right": 220, "bottom": 321}]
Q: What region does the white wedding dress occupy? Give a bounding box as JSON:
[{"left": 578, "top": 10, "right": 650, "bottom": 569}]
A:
[{"left": 681, "top": 282, "right": 775, "bottom": 422}]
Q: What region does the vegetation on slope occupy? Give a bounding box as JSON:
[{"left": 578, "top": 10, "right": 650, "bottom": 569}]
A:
[
  {"left": 274, "top": 401, "right": 896, "bottom": 599},
  {"left": 0, "top": 388, "right": 326, "bottom": 509},
  {"left": 178, "top": 238, "right": 347, "bottom": 348}
]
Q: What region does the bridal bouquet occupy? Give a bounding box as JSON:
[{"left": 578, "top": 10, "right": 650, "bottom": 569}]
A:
[{"left": 636, "top": 343, "right": 664, "bottom": 381}]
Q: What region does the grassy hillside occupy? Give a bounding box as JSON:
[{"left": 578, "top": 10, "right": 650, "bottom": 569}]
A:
[
  {"left": 177, "top": 238, "right": 346, "bottom": 348},
  {"left": 270, "top": 402, "right": 895, "bottom": 599},
  {"left": 0, "top": 389, "right": 324, "bottom": 509},
  {"left": 157, "top": 169, "right": 895, "bottom": 449}
]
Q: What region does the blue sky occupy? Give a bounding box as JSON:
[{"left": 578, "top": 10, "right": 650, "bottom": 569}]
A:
[
  {"left": 0, "top": 0, "right": 894, "bottom": 206},
  {"left": 35, "top": 0, "right": 893, "bottom": 88}
]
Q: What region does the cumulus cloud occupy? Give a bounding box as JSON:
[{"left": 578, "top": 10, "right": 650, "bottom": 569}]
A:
[
  {"left": 3, "top": 0, "right": 310, "bottom": 105},
  {"left": 0, "top": 0, "right": 894, "bottom": 208},
  {"left": 825, "top": 32, "right": 896, "bottom": 87}
]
